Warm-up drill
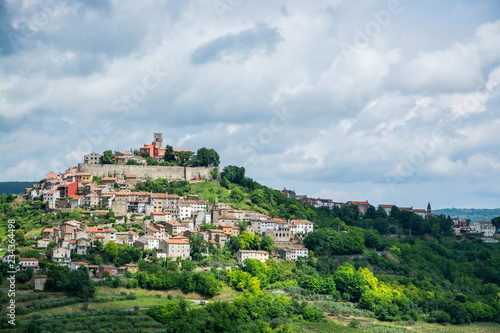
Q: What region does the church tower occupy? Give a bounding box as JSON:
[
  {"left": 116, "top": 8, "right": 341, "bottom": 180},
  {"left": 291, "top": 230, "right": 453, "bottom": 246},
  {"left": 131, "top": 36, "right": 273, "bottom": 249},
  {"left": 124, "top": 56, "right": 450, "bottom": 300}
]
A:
[
  {"left": 211, "top": 196, "right": 219, "bottom": 225},
  {"left": 154, "top": 133, "right": 163, "bottom": 148},
  {"left": 426, "top": 202, "right": 432, "bottom": 219}
]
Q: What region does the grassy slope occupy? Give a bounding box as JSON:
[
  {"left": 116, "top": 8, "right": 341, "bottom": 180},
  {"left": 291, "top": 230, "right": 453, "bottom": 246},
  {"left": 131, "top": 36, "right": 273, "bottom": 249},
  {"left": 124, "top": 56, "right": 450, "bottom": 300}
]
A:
[{"left": 190, "top": 181, "right": 259, "bottom": 212}]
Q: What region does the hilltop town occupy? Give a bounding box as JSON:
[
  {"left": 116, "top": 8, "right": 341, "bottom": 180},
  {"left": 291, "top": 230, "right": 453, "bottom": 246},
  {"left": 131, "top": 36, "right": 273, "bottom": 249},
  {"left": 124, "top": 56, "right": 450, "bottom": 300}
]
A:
[
  {"left": 9, "top": 133, "right": 496, "bottom": 283},
  {"left": 1, "top": 133, "right": 499, "bottom": 332}
]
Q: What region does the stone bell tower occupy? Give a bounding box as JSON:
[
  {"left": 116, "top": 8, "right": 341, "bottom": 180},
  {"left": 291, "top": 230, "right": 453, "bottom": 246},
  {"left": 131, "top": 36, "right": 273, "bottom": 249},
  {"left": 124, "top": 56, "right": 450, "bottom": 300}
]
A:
[{"left": 154, "top": 133, "right": 163, "bottom": 148}]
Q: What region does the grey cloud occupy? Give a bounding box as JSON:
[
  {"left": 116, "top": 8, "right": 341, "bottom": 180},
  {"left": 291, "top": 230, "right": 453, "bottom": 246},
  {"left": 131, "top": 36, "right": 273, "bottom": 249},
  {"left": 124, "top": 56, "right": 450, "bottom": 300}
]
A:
[{"left": 190, "top": 24, "right": 283, "bottom": 64}]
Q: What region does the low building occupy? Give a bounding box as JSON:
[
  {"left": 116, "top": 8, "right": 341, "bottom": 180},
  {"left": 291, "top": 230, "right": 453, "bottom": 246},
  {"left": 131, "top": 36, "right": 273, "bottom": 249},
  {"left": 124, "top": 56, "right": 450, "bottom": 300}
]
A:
[
  {"left": 138, "top": 236, "right": 160, "bottom": 250},
  {"left": 125, "top": 263, "right": 139, "bottom": 274},
  {"left": 163, "top": 221, "right": 186, "bottom": 236},
  {"left": 84, "top": 152, "right": 102, "bottom": 164},
  {"left": 43, "top": 190, "right": 60, "bottom": 208},
  {"left": 33, "top": 275, "right": 48, "bottom": 291},
  {"left": 76, "top": 237, "right": 91, "bottom": 255},
  {"left": 19, "top": 258, "right": 39, "bottom": 272},
  {"left": 236, "top": 250, "right": 269, "bottom": 263},
  {"left": 37, "top": 238, "right": 50, "bottom": 248},
  {"left": 52, "top": 247, "right": 71, "bottom": 265},
  {"left": 98, "top": 265, "right": 117, "bottom": 278},
  {"left": 116, "top": 232, "right": 130, "bottom": 245},
  {"left": 470, "top": 221, "right": 495, "bottom": 237},
  {"left": 159, "top": 239, "right": 190, "bottom": 261},
  {"left": 128, "top": 231, "right": 139, "bottom": 243},
  {"left": 68, "top": 261, "right": 88, "bottom": 271},
  {"left": 277, "top": 247, "right": 309, "bottom": 261},
  {"left": 291, "top": 219, "right": 314, "bottom": 234}
]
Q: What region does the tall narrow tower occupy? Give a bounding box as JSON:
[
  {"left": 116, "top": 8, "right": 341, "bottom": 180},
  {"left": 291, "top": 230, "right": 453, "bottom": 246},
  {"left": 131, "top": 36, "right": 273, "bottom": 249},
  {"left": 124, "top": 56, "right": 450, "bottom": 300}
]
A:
[{"left": 154, "top": 133, "right": 163, "bottom": 148}]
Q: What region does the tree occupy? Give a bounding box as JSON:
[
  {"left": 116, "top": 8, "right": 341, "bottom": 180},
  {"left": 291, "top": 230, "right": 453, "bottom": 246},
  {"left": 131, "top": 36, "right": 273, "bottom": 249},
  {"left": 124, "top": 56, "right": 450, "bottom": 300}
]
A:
[
  {"left": 146, "top": 156, "right": 159, "bottom": 166},
  {"left": 221, "top": 166, "right": 245, "bottom": 184},
  {"left": 105, "top": 241, "right": 118, "bottom": 260},
  {"left": 210, "top": 167, "right": 219, "bottom": 181},
  {"left": 364, "top": 205, "right": 377, "bottom": 219},
  {"left": 102, "top": 150, "right": 115, "bottom": 164},
  {"left": 374, "top": 218, "right": 389, "bottom": 235},
  {"left": 229, "top": 187, "right": 244, "bottom": 203},
  {"left": 126, "top": 159, "right": 141, "bottom": 165},
  {"left": 164, "top": 145, "right": 176, "bottom": 162},
  {"left": 491, "top": 216, "right": 500, "bottom": 233},
  {"left": 363, "top": 229, "right": 382, "bottom": 249},
  {"left": 261, "top": 235, "right": 274, "bottom": 253},
  {"left": 220, "top": 176, "right": 230, "bottom": 189},
  {"left": 175, "top": 151, "right": 193, "bottom": 166},
  {"left": 195, "top": 148, "right": 220, "bottom": 167}
]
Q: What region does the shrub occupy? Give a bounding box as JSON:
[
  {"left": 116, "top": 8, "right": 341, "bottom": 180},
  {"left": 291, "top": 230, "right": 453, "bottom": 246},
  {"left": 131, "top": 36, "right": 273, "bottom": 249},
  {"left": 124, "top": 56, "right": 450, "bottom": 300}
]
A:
[
  {"left": 156, "top": 294, "right": 162, "bottom": 298},
  {"left": 348, "top": 318, "right": 361, "bottom": 328},
  {"left": 167, "top": 294, "right": 173, "bottom": 300},
  {"left": 126, "top": 292, "right": 137, "bottom": 300}
]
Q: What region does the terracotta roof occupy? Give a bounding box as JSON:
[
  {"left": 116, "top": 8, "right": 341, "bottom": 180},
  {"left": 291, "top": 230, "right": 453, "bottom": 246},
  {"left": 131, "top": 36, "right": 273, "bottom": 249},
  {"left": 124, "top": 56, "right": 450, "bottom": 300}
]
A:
[
  {"left": 172, "top": 235, "right": 188, "bottom": 239},
  {"left": 292, "top": 219, "right": 313, "bottom": 224},
  {"left": 164, "top": 239, "right": 189, "bottom": 244},
  {"left": 128, "top": 231, "right": 139, "bottom": 235},
  {"left": 348, "top": 201, "right": 370, "bottom": 205},
  {"left": 147, "top": 226, "right": 160, "bottom": 232},
  {"left": 141, "top": 236, "right": 159, "bottom": 240},
  {"left": 44, "top": 190, "right": 60, "bottom": 195},
  {"left": 101, "top": 177, "right": 117, "bottom": 181}
]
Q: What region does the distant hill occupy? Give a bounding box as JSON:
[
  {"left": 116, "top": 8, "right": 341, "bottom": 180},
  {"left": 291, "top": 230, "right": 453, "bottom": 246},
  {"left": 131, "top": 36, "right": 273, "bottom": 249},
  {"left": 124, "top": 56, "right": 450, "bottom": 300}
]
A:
[
  {"left": 0, "top": 181, "right": 37, "bottom": 195},
  {"left": 433, "top": 208, "right": 500, "bottom": 222}
]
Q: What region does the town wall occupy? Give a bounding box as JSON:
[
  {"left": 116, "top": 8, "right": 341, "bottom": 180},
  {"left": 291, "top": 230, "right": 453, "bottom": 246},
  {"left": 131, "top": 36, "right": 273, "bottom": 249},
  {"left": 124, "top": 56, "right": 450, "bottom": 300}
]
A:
[{"left": 78, "top": 164, "right": 214, "bottom": 181}]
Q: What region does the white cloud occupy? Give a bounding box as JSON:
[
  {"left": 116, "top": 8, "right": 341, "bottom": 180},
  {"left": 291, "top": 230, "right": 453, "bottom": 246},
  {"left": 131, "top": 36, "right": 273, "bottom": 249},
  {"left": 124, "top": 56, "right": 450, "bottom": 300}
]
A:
[{"left": 0, "top": 0, "right": 499, "bottom": 208}]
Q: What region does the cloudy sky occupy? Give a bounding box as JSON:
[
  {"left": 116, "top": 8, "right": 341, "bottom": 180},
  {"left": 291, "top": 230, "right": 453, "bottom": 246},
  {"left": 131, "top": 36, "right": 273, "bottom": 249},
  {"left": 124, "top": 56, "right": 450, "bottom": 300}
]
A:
[{"left": 0, "top": 0, "right": 499, "bottom": 209}]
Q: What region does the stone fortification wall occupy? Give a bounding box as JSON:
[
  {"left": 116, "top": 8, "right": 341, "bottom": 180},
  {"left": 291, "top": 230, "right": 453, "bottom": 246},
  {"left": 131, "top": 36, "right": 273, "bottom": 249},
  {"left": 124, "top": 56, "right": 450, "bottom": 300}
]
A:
[{"left": 78, "top": 164, "right": 214, "bottom": 181}]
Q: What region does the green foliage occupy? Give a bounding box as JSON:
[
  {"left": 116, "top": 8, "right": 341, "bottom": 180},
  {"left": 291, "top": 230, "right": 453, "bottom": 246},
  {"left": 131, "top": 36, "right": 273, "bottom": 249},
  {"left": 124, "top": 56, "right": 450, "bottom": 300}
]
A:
[
  {"left": 348, "top": 318, "right": 361, "bottom": 328},
  {"left": 104, "top": 241, "right": 118, "bottom": 260},
  {"left": 164, "top": 145, "right": 176, "bottom": 162},
  {"left": 126, "top": 159, "right": 141, "bottom": 165},
  {"left": 44, "top": 266, "right": 95, "bottom": 300},
  {"left": 303, "top": 228, "right": 364, "bottom": 255},
  {"left": 102, "top": 150, "right": 115, "bottom": 164},
  {"left": 210, "top": 167, "right": 219, "bottom": 180},
  {"left": 194, "top": 147, "right": 220, "bottom": 167},
  {"left": 135, "top": 178, "right": 191, "bottom": 196},
  {"left": 221, "top": 165, "right": 246, "bottom": 184}
]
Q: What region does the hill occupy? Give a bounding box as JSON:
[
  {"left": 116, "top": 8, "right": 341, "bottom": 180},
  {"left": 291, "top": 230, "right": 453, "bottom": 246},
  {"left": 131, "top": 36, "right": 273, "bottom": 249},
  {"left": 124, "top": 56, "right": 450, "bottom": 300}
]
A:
[
  {"left": 433, "top": 208, "right": 500, "bottom": 222},
  {"left": 0, "top": 181, "right": 37, "bottom": 195}
]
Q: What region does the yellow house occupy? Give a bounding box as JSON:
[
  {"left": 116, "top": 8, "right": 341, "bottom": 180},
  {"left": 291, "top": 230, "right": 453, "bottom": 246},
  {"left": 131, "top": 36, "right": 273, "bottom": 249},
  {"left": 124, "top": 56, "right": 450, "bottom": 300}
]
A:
[
  {"left": 125, "top": 263, "right": 138, "bottom": 274},
  {"left": 76, "top": 172, "right": 93, "bottom": 183}
]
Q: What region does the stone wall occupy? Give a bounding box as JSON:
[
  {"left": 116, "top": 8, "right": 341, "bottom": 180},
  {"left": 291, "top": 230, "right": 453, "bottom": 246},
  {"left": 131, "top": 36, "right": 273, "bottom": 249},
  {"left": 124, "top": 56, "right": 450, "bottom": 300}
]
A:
[{"left": 78, "top": 163, "right": 214, "bottom": 181}]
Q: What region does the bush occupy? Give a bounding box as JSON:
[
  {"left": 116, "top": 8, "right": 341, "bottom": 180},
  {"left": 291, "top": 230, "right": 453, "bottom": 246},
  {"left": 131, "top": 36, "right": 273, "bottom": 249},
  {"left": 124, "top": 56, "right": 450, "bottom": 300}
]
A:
[
  {"left": 126, "top": 292, "right": 137, "bottom": 300},
  {"left": 348, "top": 318, "right": 361, "bottom": 328},
  {"left": 167, "top": 294, "right": 173, "bottom": 300},
  {"left": 156, "top": 294, "right": 162, "bottom": 298}
]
